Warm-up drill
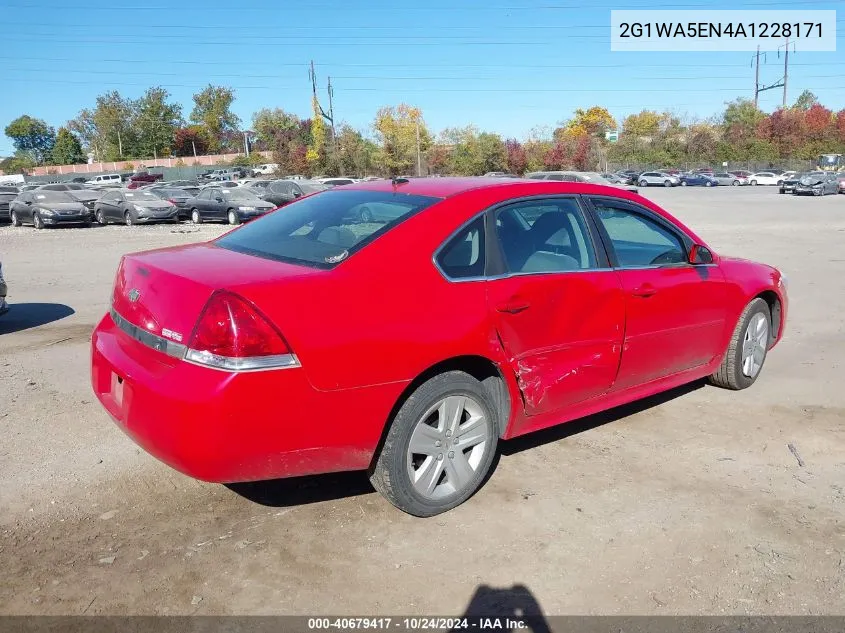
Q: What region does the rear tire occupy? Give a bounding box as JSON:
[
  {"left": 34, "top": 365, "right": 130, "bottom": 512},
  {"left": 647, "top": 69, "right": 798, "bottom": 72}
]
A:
[
  {"left": 124, "top": 211, "right": 134, "bottom": 226},
  {"left": 191, "top": 209, "right": 202, "bottom": 224},
  {"left": 750, "top": 180, "right": 757, "bottom": 186},
  {"left": 369, "top": 371, "right": 499, "bottom": 517},
  {"left": 732, "top": 180, "right": 739, "bottom": 186},
  {"left": 639, "top": 180, "right": 647, "bottom": 187},
  {"left": 680, "top": 181, "right": 687, "bottom": 187},
  {"left": 664, "top": 180, "right": 672, "bottom": 187},
  {"left": 705, "top": 181, "right": 713, "bottom": 187},
  {"left": 709, "top": 298, "right": 771, "bottom": 390}
]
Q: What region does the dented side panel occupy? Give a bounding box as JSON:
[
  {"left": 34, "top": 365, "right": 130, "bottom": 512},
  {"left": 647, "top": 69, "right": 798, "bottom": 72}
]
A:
[{"left": 487, "top": 271, "right": 626, "bottom": 434}]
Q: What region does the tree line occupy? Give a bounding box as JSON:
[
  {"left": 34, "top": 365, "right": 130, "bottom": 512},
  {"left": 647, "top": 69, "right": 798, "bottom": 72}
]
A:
[{"left": 3, "top": 85, "right": 844, "bottom": 177}]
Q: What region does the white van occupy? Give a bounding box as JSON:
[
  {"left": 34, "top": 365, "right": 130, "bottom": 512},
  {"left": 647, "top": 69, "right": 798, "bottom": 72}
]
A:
[
  {"left": 253, "top": 163, "right": 279, "bottom": 176},
  {"left": 85, "top": 174, "right": 122, "bottom": 187}
]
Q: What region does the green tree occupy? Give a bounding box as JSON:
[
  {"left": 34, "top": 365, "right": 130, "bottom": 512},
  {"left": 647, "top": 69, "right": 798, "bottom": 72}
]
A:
[
  {"left": 133, "top": 87, "right": 183, "bottom": 159},
  {"left": 51, "top": 127, "right": 84, "bottom": 165},
  {"left": 69, "top": 91, "right": 137, "bottom": 161},
  {"left": 372, "top": 104, "right": 431, "bottom": 176},
  {"left": 0, "top": 152, "right": 36, "bottom": 174},
  {"left": 722, "top": 98, "right": 766, "bottom": 138},
  {"left": 252, "top": 108, "right": 301, "bottom": 147},
  {"left": 336, "top": 124, "right": 376, "bottom": 176},
  {"left": 4, "top": 115, "right": 56, "bottom": 164},
  {"left": 190, "top": 85, "right": 241, "bottom": 152},
  {"left": 793, "top": 90, "right": 819, "bottom": 111}
]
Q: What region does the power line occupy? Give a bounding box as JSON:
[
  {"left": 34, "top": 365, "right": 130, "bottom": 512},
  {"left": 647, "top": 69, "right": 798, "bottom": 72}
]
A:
[{"left": 2, "top": 56, "right": 842, "bottom": 70}]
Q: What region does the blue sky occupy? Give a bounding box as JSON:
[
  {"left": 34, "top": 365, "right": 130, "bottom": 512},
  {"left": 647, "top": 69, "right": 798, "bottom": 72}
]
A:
[{"left": 0, "top": 0, "right": 843, "bottom": 156}]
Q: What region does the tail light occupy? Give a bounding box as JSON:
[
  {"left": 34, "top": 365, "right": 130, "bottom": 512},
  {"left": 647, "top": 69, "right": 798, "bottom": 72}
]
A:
[{"left": 185, "top": 291, "right": 299, "bottom": 371}]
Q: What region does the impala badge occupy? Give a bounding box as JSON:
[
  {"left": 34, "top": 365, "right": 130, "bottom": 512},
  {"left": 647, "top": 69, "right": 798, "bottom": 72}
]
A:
[{"left": 128, "top": 289, "right": 141, "bottom": 303}]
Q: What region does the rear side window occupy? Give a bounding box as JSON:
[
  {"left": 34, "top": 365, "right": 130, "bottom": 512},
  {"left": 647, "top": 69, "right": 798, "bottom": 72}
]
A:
[
  {"left": 495, "top": 198, "right": 597, "bottom": 273},
  {"left": 217, "top": 190, "right": 440, "bottom": 268},
  {"left": 436, "top": 217, "right": 485, "bottom": 280}
]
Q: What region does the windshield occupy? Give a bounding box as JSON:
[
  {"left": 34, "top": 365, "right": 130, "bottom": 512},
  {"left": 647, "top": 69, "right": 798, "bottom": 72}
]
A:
[
  {"left": 217, "top": 190, "right": 440, "bottom": 268},
  {"left": 223, "top": 189, "right": 261, "bottom": 200},
  {"left": 0, "top": 186, "right": 19, "bottom": 193},
  {"left": 66, "top": 183, "right": 85, "bottom": 190},
  {"left": 124, "top": 191, "right": 160, "bottom": 200},
  {"left": 152, "top": 188, "right": 187, "bottom": 197},
  {"left": 34, "top": 191, "right": 76, "bottom": 203}
]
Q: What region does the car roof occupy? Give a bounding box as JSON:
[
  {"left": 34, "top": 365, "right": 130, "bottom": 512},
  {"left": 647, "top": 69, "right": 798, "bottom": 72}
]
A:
[
  {"left": 340, "top": 176, "right": 550, "bottom": 197},
  {"left": 339, "top": 176, "right": 638, "bottom": 200}
]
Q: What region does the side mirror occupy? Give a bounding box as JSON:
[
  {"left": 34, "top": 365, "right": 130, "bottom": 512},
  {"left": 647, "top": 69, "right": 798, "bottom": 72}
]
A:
[
  {"left": 293, "top": 191, "right": 302, "bottom": 198},
  {"left": 689, "top": 244, "right": 714, "bottom": 265},
  {"left": 215, "top": 197, "right": 224, "bottom": 203}
]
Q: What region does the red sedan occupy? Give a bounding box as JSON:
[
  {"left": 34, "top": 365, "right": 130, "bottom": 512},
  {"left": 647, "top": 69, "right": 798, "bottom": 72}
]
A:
[{"left": 91, "top": 178, "right": 788, "bottom": 516}]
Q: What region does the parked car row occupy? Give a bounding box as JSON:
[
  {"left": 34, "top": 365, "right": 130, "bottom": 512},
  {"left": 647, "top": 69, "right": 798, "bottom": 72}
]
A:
[{"left": 779, "top": 171, "right": 842, "bottom": 196}]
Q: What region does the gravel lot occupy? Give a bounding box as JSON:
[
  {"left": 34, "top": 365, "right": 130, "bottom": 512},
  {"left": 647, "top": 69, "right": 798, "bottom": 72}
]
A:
[{"left": 1, "top": 186, "right": 844, "bottom": 616}]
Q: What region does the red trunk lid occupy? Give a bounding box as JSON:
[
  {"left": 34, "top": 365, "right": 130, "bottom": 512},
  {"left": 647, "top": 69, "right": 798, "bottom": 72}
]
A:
[{"left": 112, "top": 242, "right": 321, "bottom": 346}]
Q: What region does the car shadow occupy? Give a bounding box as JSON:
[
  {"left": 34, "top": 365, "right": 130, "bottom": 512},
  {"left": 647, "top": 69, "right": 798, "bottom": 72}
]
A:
[
  {"left": 225, "top": 471, "right": 374, "bottom": 508},
  {"left": 228, "top": 380, "right": 707, "bottom": 509},
  {"left": 500, "top": 379, "right": 706, "bottom": 456},
  {"left": 0, "top": 302, "right": 75, "bottom": 335}
]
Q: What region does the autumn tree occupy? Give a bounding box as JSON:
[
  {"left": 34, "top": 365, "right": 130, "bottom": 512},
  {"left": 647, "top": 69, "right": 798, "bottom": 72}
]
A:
[
  {"left": 173, "top": 126, "right": 211, "bottom": 157},
  {"left": 505, "top": 139, "right": 527, "bottom": 175},
  {"left": 51, "top": 127, "right": 84, "bottom": 165},
  {"left": 621, "top": 110, "right": 660, "bottom": 138},
  {"left": 372, "top": 104, "right": 431, "bottom": 176},
  {"left": 4, "top": 115, "right": 56, "bottom": 164},
  {"left": 190, "top": 85, "right": 241, "bottom": 152},
  {"left": 69, "top": 91, "right": 137, "bottom": 160},
  {"left": 559, "top": 106, "right": 617, "bottom": 139}
]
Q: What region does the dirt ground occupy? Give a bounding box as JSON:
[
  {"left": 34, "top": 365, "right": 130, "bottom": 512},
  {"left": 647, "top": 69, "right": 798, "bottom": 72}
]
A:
[{"left": 1, "top": 186, "right": 843, "bottom": 616}]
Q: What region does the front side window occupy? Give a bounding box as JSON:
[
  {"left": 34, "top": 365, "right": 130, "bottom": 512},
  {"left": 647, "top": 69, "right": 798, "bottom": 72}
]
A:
[
  {"left": 495, "top": 198, "right": 597, "bottom": 274},
  {"left": 436, "top": 217, "right": 485, "bottom": 280},
  {"left": 217, "top": 190, "right": 440, "bottom": 268},
  {"left": 591, "top": 200, "right": 687, "bottom": 267}
]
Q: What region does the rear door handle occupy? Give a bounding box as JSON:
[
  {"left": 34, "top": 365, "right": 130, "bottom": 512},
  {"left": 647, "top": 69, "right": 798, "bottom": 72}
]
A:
[
  {"left": 632, "top": 284, "right": 657, "bottom": 298},
  {"left": 496, "top": 299, "right": 531, "bottom": 314}
]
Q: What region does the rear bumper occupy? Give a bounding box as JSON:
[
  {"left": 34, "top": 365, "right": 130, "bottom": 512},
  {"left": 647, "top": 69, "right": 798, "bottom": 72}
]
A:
[{"left": 91, "top": 313, "right": 404, "bottom": 482}]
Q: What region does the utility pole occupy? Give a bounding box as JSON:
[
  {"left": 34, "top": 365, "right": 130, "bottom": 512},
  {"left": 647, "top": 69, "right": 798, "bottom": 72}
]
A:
[
  {"left": 192, "top": 140, "right": 197, "bottom": 160},
  {"left": 782, "top": 36, "right": 789, "bottom": 108},
  {"left": 309, "top": 61, "right": 337, "bottom": 173},
  {"left": 117, "top": 129, "right": 123, "bottom": 158},
  {"left": 754, "top": 46, "right": 760, "bottom": 107},
  {"left": 243, "top": 131, "right": 250, "bottom": 157},
  {"left": 327, "top": 75, "right": 338, "bottom": 174},
  {"left": 415, "top": 117, "right": 421, "bottom": 177}
]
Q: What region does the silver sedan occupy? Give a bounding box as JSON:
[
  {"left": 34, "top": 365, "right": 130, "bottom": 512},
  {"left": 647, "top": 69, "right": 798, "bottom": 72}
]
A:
[{"left": 711, "top": 172, "right": 743, "bottom": 186}]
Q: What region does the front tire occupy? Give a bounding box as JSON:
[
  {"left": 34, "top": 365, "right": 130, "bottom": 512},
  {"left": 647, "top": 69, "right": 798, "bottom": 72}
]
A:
[
  {"left": 709, "top": 298, "right": 771, "bottom": 390},
  {"left": 33, "top": 212, "right": 44, "bottom": 230},
  {"left": 10, "top": 209, "right": 21, "bottom": 227},
  {"left": 95, "top": 208, "right": 106, "bottom": 225},
  {"left": 664, "top": 180, "right": 672, "bottom": 187},
  {"left": 124, "top": 211, "right": 134, "bottom": 226},
  {"left": 369, "top": 371, "right": 499, "bottom": 517},
  {"left": 639, "top": 180, "right": 648, "bottom": 187},
  {"left": 705, "top": 181, "right": 713, "bottom": 187},
  {"left": 227, "top": 209, "right": 240, "bottom": 225},
  {"left": 750, "top": 180, "right": 757, "bottom": 186},
  {"left": 680, "top": 181, "right": 687, "bottom": 187},
  {"left": 732, "top": 180, "right": 740, "bottom": 186}
]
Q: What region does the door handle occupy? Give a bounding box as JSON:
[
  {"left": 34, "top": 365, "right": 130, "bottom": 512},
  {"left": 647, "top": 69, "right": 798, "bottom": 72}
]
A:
[
  {"left": 632, "top": 284, "right": 657, "bottom": 298},
  {"left": 496, "top": 299, "right": 531, "bottom": 314}
]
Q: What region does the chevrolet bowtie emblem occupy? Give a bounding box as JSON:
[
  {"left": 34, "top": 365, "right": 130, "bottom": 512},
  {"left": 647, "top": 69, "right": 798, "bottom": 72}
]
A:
[{"left": 128, "top": 289, "right": 141, "bottom": 303}]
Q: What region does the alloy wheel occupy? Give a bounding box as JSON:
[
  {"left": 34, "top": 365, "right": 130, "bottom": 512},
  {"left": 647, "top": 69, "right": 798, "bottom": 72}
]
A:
[
  {"left": 741, "top": 313, "right": 769, "bottom": 378},
  {"left": 405, "top": 395, "right": 491, "bottom": 500}
]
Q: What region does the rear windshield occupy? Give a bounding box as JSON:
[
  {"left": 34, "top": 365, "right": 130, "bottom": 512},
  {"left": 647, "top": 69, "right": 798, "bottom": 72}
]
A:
[
  {"left": 216, "top": 189, "right": 440, "bottom": 268},
  {"left": 0, "top": 186, "right": 18, "bottom": 193}
]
